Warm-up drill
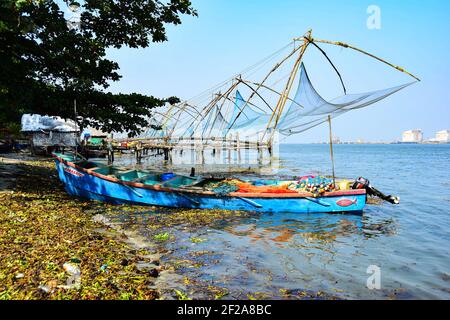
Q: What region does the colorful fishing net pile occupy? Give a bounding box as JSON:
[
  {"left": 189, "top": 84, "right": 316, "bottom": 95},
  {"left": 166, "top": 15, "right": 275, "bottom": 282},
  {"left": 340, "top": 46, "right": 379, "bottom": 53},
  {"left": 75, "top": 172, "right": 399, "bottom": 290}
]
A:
[
  {"left": 204, "top": 179, "right": 240, "bottom": 196},
  {"left": 234, "top": 181, "right": 297, "bottom": 194},
  {"left": 205, "top": 178, "right": 295, "bottom": 195},
  {"left": 205, "top": 176, "right": 335, "bottom": 196},
  {"left": 288, "top": 175, "right": 335, "bottom": 196}
]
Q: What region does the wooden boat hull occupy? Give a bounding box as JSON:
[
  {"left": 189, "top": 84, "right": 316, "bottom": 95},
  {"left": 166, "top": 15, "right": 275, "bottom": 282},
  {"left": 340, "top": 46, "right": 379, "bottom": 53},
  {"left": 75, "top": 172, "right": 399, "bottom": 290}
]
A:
[{"left": 53, "top": 154, "right": 366, "bottom": 214}]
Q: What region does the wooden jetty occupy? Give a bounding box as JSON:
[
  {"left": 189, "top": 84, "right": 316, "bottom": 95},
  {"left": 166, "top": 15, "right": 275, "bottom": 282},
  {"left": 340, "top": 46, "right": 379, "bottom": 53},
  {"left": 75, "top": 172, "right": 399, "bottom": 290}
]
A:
[{"left": 83, "top": 134, "right": 273, "bottom": 166}]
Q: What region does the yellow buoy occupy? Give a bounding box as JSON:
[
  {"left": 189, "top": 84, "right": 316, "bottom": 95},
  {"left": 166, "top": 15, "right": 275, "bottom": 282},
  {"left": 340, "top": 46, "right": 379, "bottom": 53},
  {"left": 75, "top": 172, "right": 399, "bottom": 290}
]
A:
[{"left": 338, "top": 180, "right": 353, "bottom": 190}]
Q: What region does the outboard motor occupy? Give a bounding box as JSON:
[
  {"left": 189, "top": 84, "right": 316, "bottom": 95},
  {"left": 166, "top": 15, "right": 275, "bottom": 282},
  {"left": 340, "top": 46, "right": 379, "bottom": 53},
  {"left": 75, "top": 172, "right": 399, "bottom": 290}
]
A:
[
  {"left": 352, "top": 177, "right": 400, "bottom": 204},
  {"left": 352, "top": 177, "right": 370, "bottom": 190}
]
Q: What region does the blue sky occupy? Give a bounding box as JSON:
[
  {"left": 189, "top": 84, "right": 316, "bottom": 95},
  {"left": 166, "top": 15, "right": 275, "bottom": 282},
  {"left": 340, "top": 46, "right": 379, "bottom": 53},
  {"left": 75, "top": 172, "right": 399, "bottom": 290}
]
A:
[{"left": 105, "top": 0, "right": 450, "bottom": 142}]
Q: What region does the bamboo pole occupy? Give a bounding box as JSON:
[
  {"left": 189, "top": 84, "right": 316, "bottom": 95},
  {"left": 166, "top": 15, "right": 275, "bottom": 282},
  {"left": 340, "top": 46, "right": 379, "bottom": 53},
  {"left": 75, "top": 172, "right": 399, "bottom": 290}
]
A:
[
  {"left": 238, "top": 79, "right": 274, "bottom": 112},
  {"left": 328, "top": 115, "right": 336, "bottom": 187},
  {"left": 197, "top": 81, "right": 240, "bottom": 139},
  {"left": 161, "top": 101, "right": 178, "bottom": 129},
  {"left": 240, "top": 80, "right": 304, "bottom": 108},
  {"left": 167, "top": 105, "right": 185, "bottom": 139},
  {"left": 165, "top": 102, "right": 205, "bottom": 138},
  {"left": 264, "top": 46, "right": 306, "bottom": 136},
  {"left": 206, "top": 80, "right": 241, "bottom": 137},
  {"left": 236, "top": 131, "right": 241, "bottom": 162},
  {"left": 225, "top": 42, "right": 305, "bottom": 135},
  {"left": 219, "top": 94, "right": 267, "bottom": 114},
  {"left": 272, "top": 42, "right": 309, "bottom": 129},
  {"left": 187, "top": 90, "right": 226, "bottom": 139},
  {"left": 210, "top": 75, "right": 272, "bottom": 138},
  {"left": 264, "top": 32, "right": 311, "bottom": 142},
  {"left": 308, "top": 38, "right": 420, "bottom": 81}
]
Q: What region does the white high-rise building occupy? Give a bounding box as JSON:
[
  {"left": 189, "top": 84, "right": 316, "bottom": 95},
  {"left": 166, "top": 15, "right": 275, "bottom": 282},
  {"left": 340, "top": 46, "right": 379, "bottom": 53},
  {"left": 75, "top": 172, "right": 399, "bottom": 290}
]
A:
[
  {"left": 402, "top": 129, "right": 423, "bottom": 143},
  {"left": 435, "top": 130, "right": 450, "bottom": 143}
]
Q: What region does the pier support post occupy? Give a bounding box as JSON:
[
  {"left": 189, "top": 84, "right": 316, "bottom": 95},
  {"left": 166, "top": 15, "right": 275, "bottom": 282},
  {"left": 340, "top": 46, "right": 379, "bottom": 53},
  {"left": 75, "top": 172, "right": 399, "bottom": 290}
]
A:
[
  {"left": 257, "top": 141, "right": 262, "bottom": 165},
  {"left": 227, "top": 133, "right": 232, "bottom": 162},
  {"left": 164, "top": 148, "right": 169, "bottom": 161},
  {"left": 135, "top": 142, "right": 143, "bottom": 164},
  {"left": 201, "top": 144, "right": 205, "bottom": 165},
  {"left": 107, "top": 149, "right": 114, "bottom": 164},
  {"left": 236, "top": 132, "right": 241, "bottom": 163}
]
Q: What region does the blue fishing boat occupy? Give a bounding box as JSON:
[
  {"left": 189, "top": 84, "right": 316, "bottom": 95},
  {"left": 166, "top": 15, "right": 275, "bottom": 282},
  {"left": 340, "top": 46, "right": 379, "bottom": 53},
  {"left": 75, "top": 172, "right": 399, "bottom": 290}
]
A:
[{"left": 52, "top": 152, "right": 367, "bottom": 214}]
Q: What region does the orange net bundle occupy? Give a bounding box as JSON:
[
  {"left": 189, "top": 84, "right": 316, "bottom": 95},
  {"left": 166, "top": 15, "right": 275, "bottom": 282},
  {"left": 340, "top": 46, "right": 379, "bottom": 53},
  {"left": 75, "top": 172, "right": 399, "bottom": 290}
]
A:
[{"left": 234, "top": 181, "right": 298, "bottom": 194}]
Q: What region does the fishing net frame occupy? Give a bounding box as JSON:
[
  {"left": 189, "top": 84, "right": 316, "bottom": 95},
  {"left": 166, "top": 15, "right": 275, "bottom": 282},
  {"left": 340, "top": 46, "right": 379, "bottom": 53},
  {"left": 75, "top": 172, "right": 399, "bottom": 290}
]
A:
[{"left": 139, "top": 30, "right": 419, "bottom": 146}]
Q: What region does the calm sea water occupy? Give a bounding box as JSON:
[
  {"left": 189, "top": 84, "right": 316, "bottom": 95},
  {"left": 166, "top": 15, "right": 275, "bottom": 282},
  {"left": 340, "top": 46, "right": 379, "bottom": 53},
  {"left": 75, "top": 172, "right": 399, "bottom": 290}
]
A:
[{"left": 105, "top": 144, "right": 450, "bottom": 299}]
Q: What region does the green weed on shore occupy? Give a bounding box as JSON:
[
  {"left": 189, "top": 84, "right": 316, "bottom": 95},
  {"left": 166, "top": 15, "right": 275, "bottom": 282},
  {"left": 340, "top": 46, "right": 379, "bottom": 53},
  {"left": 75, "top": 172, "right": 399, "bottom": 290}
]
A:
[{"left": 0, "top": 158, "right": 158, "bottom": 300}]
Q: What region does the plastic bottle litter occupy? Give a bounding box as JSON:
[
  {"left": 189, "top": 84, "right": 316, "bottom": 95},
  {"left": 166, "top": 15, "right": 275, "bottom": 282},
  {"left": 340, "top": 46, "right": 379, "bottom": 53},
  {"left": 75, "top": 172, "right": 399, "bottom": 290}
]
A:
[
  {"left": 59, "top": 262, "right": 82, "bottom": 290},
  {"left": 63, "top": 262, "right": 81, "bottom": 275}
]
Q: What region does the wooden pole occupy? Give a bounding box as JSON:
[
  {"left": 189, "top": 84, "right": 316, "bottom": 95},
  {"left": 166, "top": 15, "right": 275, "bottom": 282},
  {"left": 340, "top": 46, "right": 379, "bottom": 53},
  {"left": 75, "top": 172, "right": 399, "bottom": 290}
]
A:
[
  {"left": 227, "top": 133, "right": 232, "bottom": 161},
  {"left": 272, "top": 38, "right": 311, "bottom": 128},
  {"left": 308, "top": 38, "right": 420, "bottom": 82},
  {"left": 264, "top": 30, "right": 312, "bottom": 142},
  {"left": 206, "top": 81, "right": 240, "bottom": 137},
  {"left": 73, "top": 99, "right": 78, "bottom": 158},
  {"left": 225, "top": 42, "right": 305, "bottom": 136},
  {"left": 328, "top": 115, "right": 336, "bottom": 187},
  {"left": 236, "top": 131, "right": 241, "bottom": 162}
]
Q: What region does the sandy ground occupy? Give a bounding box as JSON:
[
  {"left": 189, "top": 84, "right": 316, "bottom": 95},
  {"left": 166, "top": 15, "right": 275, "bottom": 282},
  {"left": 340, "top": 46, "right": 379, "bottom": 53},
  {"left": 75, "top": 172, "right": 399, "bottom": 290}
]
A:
[{"left": 0, "top": 152, "right": 38, "bottom": 191}]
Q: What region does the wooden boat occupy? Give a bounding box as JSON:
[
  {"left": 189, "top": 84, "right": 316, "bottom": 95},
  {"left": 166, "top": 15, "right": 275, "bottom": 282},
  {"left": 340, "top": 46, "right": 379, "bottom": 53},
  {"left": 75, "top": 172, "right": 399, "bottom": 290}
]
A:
[{"left": 52, "top": 152, "right": 366, "bottom": 214}]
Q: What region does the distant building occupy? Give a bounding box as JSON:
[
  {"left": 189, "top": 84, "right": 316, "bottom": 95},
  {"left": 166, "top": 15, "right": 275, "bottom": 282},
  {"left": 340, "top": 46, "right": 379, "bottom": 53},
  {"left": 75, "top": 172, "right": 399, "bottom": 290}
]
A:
[
  {"left": 435, "top": 130, "right": 450, "bottom": 143},
  {"left": 402, "top": 129, "right": 423, "bottom": 143}
]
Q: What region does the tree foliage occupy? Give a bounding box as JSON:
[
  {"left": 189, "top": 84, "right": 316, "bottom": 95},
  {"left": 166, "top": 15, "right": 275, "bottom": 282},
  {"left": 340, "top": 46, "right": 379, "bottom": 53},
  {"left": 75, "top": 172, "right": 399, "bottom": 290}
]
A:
[{"left": 0, "top": 0, "right": 196, "bottom": 136}]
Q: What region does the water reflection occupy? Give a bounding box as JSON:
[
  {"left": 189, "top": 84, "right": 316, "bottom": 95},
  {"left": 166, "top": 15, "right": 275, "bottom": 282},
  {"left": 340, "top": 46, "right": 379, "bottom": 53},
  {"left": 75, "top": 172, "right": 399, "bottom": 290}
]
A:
[
  {"left": 222, "top": 213, "right": 396, "bottom": 248},
  {"left": 177, "top": 212, "right": 398, "bottom": 298},
  {"left": 107, "top": 208, "right": 397, "bottom": 245},
  {"left": 102, "top": 207, "right": 398, "bottom": 299}
]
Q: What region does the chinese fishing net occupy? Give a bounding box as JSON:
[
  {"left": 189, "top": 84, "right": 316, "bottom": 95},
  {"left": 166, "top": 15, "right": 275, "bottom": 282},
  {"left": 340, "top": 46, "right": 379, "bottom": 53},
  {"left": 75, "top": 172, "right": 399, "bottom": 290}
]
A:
[{"left": 224, "top": 63, "right": 414, "bottom": 136}]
